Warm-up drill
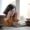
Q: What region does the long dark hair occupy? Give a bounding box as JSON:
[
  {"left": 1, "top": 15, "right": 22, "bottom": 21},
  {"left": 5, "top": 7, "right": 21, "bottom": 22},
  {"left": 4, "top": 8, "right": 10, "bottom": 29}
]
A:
[{"left": 4, "top": 4, "right": 16, "bottom": 15}]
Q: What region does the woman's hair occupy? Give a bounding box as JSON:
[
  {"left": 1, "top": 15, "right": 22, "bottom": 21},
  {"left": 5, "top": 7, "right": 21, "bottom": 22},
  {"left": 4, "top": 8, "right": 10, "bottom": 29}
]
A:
[{"left": 4, "top": 4, "right": 16, "bottom": 15}]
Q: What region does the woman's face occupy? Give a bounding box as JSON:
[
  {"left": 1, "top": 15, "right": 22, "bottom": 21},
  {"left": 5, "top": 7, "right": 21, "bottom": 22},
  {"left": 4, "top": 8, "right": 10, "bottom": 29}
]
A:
[
  {"left": 12, "top": 8, "right": 16, "bottom": 13},
  {"left": 7, "top": 8, "right": 16, "bottom": 17},
  {"left": 11, "top": 8, "right": 16, "bottom": 16}
]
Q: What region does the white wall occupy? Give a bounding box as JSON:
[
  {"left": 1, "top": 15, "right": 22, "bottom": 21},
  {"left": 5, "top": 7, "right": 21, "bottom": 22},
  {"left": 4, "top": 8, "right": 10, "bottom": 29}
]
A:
[
  {"left": 20, "top": 0, "right": 30, "bottom": 18},
  {"left": 27, "top": 4, "right": 30, "bottom": 18}
]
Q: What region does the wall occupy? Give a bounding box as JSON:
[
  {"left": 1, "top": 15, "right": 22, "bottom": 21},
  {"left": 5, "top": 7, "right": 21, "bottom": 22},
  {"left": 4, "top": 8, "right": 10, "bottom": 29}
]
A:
[
  {"left": 20, "top": 0, "right": 30, "bottom": 18},
  {"left": 27, "top": 4, "right": 30, "bottom": 18}
]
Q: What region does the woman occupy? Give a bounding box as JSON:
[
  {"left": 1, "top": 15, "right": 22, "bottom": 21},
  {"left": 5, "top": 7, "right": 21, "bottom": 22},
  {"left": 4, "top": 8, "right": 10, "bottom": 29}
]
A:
[{"left": 4, "top": 4, "right": 19, "bottom": 27}]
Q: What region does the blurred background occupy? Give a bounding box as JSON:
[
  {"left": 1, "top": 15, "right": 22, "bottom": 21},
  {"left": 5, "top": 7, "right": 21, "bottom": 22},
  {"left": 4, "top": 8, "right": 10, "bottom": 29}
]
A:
[
  {"left": 0, "top": 0, "right": 30, "bottom": 30},
  {"left": 0, "top": 0, "right": 30, "bottom": 25}
]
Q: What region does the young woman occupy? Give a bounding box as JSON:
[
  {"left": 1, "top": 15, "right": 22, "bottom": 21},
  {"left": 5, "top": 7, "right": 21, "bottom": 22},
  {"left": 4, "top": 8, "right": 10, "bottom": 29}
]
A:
[{"left": 4, "top": 4, "right": 19, "bottom": 27}]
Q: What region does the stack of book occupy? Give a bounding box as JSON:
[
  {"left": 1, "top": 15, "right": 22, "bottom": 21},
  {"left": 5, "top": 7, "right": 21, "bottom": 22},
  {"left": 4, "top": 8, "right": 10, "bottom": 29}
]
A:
[{"left": 26, "top": 18, "right": 30, "bottom": 26}]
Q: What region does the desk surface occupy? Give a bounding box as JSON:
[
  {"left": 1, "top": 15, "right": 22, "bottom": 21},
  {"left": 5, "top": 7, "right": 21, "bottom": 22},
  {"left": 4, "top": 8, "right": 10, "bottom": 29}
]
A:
[{"left": 1, "top": 27, "right": 30, "bottom": 30}]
